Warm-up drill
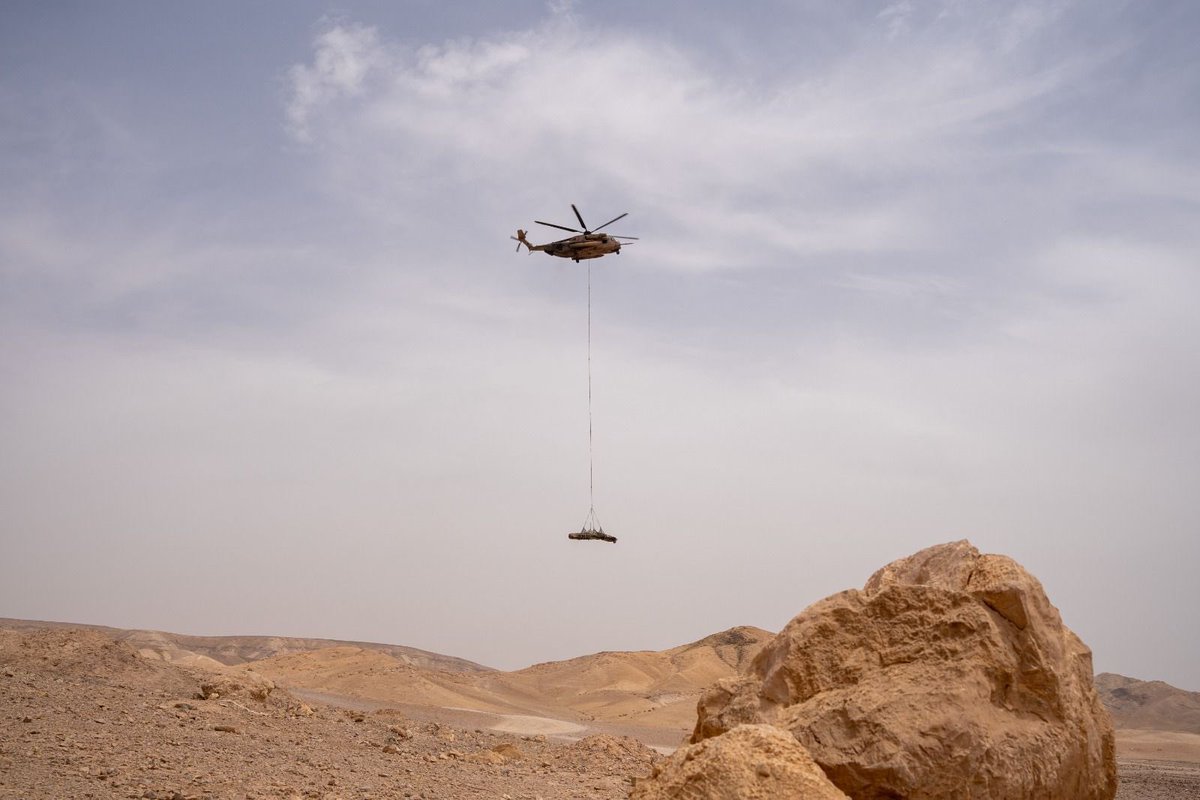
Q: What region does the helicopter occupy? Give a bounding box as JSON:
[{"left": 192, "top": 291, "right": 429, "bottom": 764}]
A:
[{"left": 512, "top": 204, "right": 638, "bottom": 262}]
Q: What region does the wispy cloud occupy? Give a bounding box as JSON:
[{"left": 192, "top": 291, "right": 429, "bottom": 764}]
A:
[{"left": 287, "top": 23, "right": 387, "bottom": 142}]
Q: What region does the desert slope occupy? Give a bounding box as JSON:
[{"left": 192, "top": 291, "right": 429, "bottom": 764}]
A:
[
  {"left": 0, "top": 617, "right": 490, "bottom": 673},
  {"left": 1097, "top": 672, "right": 1200, "bottom": 734},
  {"left": 241, "top": 646, "right": 529, "bottom": 714},
  {"left": 240, "top": 626, "right": 774, "bottom": 731},
  {"left": 488, "top": 626, "right": 772, "bottom": 727}
]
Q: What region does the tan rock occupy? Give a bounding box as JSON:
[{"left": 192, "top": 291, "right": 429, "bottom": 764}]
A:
[
  {"left": 566, "top": 733, "right": 659, "bottom": 764},
  {"left": 692, "top": 540, "right": 1117, "bottom": 799},
  {"left": 631, "top": 724, "right": 848, "bottom": 800},
  {"left": 490, "top": 742, "right": 524, "bottom": 760},
  {"left": 466, "top": 749, "right": 506, "bottom": 765},
  {"left": 198, "top": 673, "right": 275, "bottom": 702}
]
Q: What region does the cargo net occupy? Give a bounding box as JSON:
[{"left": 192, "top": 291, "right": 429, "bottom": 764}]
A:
[{"left": 568, "top": 506, "right": 616, "bottom": 543}]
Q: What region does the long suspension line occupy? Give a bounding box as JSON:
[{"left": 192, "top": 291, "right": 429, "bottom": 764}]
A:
[
  {"left": 588, "top": 261, "right": 594, "bottom": 512},
  {"left": 569, "top": 257, "right": 615, "bottom": 543}
]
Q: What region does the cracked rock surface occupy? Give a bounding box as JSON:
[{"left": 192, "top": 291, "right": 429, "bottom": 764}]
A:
[{"left": 691, "top": 540, "right": 1118, "bottom": 800}]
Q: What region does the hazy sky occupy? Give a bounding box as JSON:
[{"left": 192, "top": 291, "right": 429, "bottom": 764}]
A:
[{"left": 2, "top": 1, "right": 1197, "bottom": 688}]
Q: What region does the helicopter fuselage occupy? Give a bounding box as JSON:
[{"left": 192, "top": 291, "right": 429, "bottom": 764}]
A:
[
  {"left": 513, "top": 205, "right": 636, "bottom": 262},
  {"left": 534, "top": 232, "right": 622, "bottom": 261}
]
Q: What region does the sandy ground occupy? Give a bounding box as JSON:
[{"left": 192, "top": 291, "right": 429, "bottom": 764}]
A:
[
  {"left": 1112, "top": 730, "right": 1200, "bottom": 799},
  {"left": 290, "top": 690, "right": 684, "bottom": 754},
  {"left": 1116, "top": 730, "right": 1200, "bottom": 762}
]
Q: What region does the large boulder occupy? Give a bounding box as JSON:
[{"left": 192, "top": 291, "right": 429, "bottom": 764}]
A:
[
  {"left": 631, "top": 724, "right": 849, "bottom": 800},
  {"left": 691, "top": 540, "right": 1117, "bottom": 799}
]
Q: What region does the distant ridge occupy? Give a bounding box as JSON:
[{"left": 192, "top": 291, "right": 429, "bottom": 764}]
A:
[
  {"left": 0, "top": 618, "right": 492, "bottom": 674},
  {"left": 234, "top": 624, "right": 775, "bottom": 730},
  {"left": 1096, "top": 673, "right": 1200, "bottom": 734},
  {"left": 479, "top": 625, "right": 775, "bottom": 727}
]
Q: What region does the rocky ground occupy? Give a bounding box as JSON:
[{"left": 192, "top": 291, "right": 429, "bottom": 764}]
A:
[
  {"left": 1114, "top": 760, "right": 1200, "bottom": 800},
  {"left": 4, "top": 624, "right": 1200, "bottom": 799},
  {"left": 0, "top": 628, "right": 659, "bottom": 800}
]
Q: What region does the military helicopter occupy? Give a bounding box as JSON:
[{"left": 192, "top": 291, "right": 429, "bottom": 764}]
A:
[{"left": 512, "top": 204, "right": 638, "bottom": 262}]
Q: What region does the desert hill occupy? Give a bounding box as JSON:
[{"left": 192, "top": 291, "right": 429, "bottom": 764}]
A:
[
  {"left": 1097, "top": 672, "right": 1200, "bottom": 734},
  {"left": 0, "top": 617, "right": 490, "bottom": 673},
  {"left": 0, "top": 617, "right": 768, "bottom": 730},
  {"left": 240, "top": 625, "right": 774, "bottom": 731},
  {"left": 489, "top": 626, "right": 772, "bottom": 728},
  {"left": 241, "top": 646, "right": 527, "bottom": 714}
]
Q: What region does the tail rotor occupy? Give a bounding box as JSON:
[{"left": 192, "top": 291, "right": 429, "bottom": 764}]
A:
[{"left": 511, "top": 229, "right": 531, "bottom": 253}]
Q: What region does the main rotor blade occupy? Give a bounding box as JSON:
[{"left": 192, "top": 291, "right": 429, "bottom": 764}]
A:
[
  {"left": 593, "top": 212, "right": 628, "bottom": 232},
  {"left": 535, "top": 220, "right": 582, "bottom": 234},
  {"left": 612, "top": 235, "right": 639, "bottom": 240},
  {"left": 571, "top": 204, "right": 588, "bottom": 231}
]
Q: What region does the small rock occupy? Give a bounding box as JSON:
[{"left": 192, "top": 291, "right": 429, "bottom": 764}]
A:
[
  {"left": 490, "top": 742, "right": 524, "bottom": 761},
  {"left": 631, "top": 725, "right": 847, "bottom": 800},
  {"left": 213, "top": 725, "right": 238, "bottom": 733},
  {"left": 247, "top": 682, "right": 273, "bottom": 702}
]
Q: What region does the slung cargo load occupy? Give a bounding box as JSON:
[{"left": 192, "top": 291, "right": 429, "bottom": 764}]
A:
[
  {"left": 569, "top": 506, "right": 616, "bottom": 544},
  {"left": 569, "top": 530, "right": 617, "bottom": 544}
]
